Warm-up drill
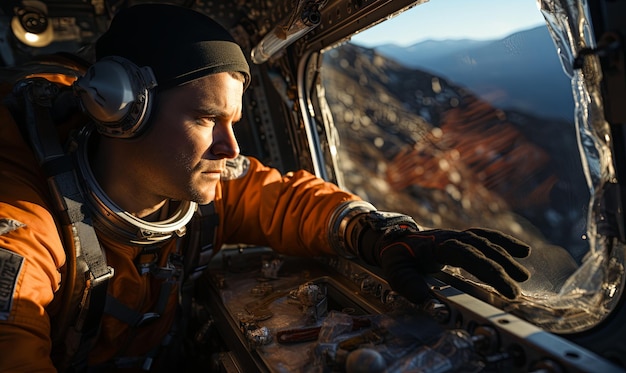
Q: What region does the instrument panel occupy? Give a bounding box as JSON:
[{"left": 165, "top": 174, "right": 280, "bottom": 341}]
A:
[{"left": 205, "top": 247, "right": 622, "bottom": 372}]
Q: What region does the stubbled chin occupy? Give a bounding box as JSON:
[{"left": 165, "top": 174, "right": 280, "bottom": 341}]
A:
[
  {"left": 191, "top": 178, "right": 219, "bottom": 204},
  {"left": 192, "top": 191, "right": 216, "bottom": 205}
]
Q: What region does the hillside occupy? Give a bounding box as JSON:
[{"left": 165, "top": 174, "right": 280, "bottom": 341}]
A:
[{"left": 321, "top": 42, "right": 589, "bottom": 263}]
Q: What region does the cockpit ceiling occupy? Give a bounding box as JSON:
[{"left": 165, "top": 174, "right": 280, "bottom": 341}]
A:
[{"left": 0, "top": 0, "right": 424, "bottom": 67}]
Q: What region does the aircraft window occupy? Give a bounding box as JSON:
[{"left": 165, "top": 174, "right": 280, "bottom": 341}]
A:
[{"left": 317, "top": 0, "right": 624, "bottom": 333}]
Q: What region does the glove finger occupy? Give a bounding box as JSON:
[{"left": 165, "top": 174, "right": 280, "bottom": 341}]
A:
[
  {"left": 436, "top": 241, "right": 523, "bottom": 299},
  {"left": 465, "top": 228, "right": 531, "bottom": 258},
  {"left": 446, "top": 233, "right": 530, "bottom": 282}
]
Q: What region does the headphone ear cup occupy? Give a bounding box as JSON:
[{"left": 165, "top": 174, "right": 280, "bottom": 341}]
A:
[{"left": 73, "top": 56, "right": 158, "bottom": 138}]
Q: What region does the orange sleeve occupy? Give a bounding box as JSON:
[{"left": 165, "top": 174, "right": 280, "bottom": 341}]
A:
[
  {"left": 0, "top": 90, "right": 65, "bottom": 371},
  {"left": 214, "top": 156, "right": 362, "bottom": 256}
]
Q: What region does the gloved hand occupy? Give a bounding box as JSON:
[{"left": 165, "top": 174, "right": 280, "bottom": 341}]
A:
[{"left": 366, "top": 226, "right": 531, "bottom": 304}]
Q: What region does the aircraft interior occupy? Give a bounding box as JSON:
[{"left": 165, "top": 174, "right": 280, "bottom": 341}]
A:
[{"left": 1, "top": 0, "right": 625, "bottom": 372}]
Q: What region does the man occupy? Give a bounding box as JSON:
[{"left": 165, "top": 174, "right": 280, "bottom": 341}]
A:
[{"left": 0, "top": 3, "right": 530, "bottom": 371}]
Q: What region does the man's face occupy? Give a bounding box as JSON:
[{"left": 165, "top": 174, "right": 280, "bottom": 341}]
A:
[{"left": 128, "top": 72, "right": 244, "bottom": 205}]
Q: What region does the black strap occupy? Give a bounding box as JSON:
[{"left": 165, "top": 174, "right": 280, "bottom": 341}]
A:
[
  {"left": 17, "top": 77, "right": 112, "bottom": 371},
  {"left": 183, "top": 203, "right": 218, "bottom": 281}
]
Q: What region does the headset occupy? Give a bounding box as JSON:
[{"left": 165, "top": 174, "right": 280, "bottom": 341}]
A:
[{"left": 73, "top": 56, "right": 158, "bottom": 139}]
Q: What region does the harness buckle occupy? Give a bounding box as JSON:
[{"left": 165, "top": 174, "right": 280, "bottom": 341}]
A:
[
  {"left": 91, "top": 265, "right": 115, "bottom": 287},
  {"left": 137, "top": 312, "right": 161, "bottom": 327}
]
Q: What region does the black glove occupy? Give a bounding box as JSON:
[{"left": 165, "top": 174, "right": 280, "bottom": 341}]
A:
[
  {"left": 349, "top": 212, "right": 531, "bottom": 304},
  {"left": 377, "top": 227, "right": 531, "bottom": 303}
]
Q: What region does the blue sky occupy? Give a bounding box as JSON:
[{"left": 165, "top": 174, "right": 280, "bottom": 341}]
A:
[{"left": 351, "top": 0, "right": 545, "bottom": 47}]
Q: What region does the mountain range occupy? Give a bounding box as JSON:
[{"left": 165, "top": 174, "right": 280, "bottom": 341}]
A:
[{"left": 370, "top": 26, "right": 574, "bottom": 121}]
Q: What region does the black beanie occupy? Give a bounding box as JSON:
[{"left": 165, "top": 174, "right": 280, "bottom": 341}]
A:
[{"left": 95, "top": 4, "right": 250, "bottom": 90}]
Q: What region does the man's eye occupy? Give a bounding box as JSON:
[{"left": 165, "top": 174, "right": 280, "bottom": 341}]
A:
[{"left": 195, "top": 117, "right": 216, "bottom": 126}]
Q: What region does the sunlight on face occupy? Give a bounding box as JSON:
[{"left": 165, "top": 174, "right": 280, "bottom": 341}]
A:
[{"left": 121, "top": 72, "right": 245, "bottom": 205}]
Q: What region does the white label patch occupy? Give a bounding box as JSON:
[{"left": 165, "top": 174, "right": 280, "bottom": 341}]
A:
[
  {"left": 0, "top": 248, "right": 24, "bottom": 320},
  {"left": 0, "top": 218, "right": 26, "bottom": 235}
]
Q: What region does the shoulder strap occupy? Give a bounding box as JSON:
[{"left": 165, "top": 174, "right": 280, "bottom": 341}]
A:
[
  {"left": 12, "top": 77, "right": 113, "bottom": 371},
  {"left": 184, "top": 203, "right": 219, "bottom": 281}
]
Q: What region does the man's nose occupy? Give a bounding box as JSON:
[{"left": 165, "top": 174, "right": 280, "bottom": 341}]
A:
[{"left": 210, "top": 124, "right": 240, "bottom": 159}]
